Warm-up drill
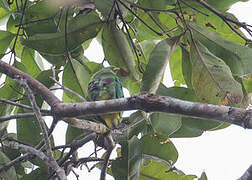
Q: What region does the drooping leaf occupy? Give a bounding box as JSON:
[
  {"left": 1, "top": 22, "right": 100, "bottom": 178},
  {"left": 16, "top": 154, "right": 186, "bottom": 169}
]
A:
[
  {"left": 0, "top": 151, "right": 17, "bottom": 180},
  {"left": 190, "top": 39, "right": 243, "bottom": 105},
  {"left": 140, "top": 134, "right": 178, "bottom": 165},
  {"left": 139, "top": 160, "right": 197, "bottom": 180},
  {"left": 141, "top": 36, "right": 180, "bottom": 93},
  {"left": 102, "top": 22, "right": 139, "bottom": 81},
  {"left": 0, "top": 30, "right": 15, "bottom": 57},
  {"left": 189, "top": 22, "right": 252, "bottom": 76},
  {"left": 111, "top": 136, "right": 142, "bottom": 180},
  {"left": 21, "top": 11, "right": 103, "bottom": 55}
]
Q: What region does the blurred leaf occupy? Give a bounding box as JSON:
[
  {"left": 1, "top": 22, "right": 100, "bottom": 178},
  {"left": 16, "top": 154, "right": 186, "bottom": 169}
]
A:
[
  {"left": 0, "top": 0, "right": 10, "bottom": 10},
  {"left": 21, "top": 11, "right": 103, "bottom": 55},
  {"left": 112, "top": 136, "right": 142, "bottom": 180},
  {"left": 21, "top": 47, "right": 41, "bottom": 77},
  {"left": 0, "top": 150, "right": 17, "bottom": 180},
  {"left": 19, "top": 168, "right": 47, "bottom": 180},
  {"left": 0, "top": 30, "right": 15, "bottom": 57},
  {"left": 140, "top": 134, "right": 178, "bottom": 165},
  {"left": 139, "top": 160, "right": 197, "bottom": 180},
  {"left": 190, "top": 39, "right": 243, "bottom": 105},
  {"left": 141, "top": 36, "right": 180, "bottom": 93},
  {"left": 190, "top": 22, "right": 252, "bottom": 76},
  {"left": 138, "top": 0, "right": 176, "bottom": 9},
  {"left": 199, "top": 171, "right": 208, "bottom": 180},
  {"left": 65, "top": 125, "right": 83, "bottom": 144},
  {"left": 95, "top": 0, "right": 131, "bottom": 19},
  {"left": 102, "top": 22, "right": 139, "bottom": 80}
]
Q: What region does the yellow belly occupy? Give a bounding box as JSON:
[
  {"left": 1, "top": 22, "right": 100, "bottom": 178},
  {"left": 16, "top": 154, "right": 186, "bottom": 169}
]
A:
[{"left": 101, "top": 113, "right": 121, "bottom": 128}]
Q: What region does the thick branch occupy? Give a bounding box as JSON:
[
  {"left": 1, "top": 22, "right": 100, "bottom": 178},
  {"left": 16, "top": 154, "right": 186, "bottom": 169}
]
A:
[
  {"left": 54, "top": 94, "right": 252, "bottom": 129},
  {"left": 239, "top": 164, "right": 252, "bottom": 180},
  {"left": 0, "top": 61, "right": 61, "bottom": 107}
]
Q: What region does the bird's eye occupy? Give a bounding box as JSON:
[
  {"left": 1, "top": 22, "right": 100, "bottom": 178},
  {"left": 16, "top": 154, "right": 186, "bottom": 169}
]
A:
[{"left": 88, "top": 82, "right": 99, "bottom": 91}]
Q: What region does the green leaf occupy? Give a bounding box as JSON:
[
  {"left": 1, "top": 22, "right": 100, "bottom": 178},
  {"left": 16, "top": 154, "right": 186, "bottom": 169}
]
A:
[
  {"left": 150, "top": 113, "right": 181, "bottom": 137},
  {"left": 169, "top": 46, "right": 185, "bottom": 86},
  {"left": 102, "top": 22, "right": 139, "bottom": 80},
  {"left": 63, "top": 58, "right": 90, "bottom": 102},
  {"left": 139, "top": 160, "right": 197, "bottom": 180},
  {"left": 190, "top": 40, "right": 243, "bottom": 105},
  {"left": 0, "top": 151, "right": 17, "bottom": 180},
  {"left": 95, "top": 0, "right": 131, "bottom": 19},
  {"left": 141, "top": 36, "right": 180, "bottom": 93},
  {"left": 21, "top": 12, "right": 103, "bottom": 55},
  {"left": 65, "top": 125, "right": 83, "bottom": 144},
  {"left": 0, "top": 0, "right": 10, "bottom": 10},
  {"left": 140, "top": 134, "right": 178, "bottom": 165},
  {"left": 21, "top": 47, "right": 41, "bottom": 77},
  {"left": 19, "top": 168, "right": 47, "bottom": 180},
  {"left": 124, "top": 111, "right": 148, "bottom": 139},
  {"left": 189, "top": 22, "right": 252, "bottom": 76},
  {"left": 157, "top": 85, "right": 222, "bottom": 137},
  {"left": 138, "top": 0, "right": 176, "bottom": 9},
  {"left": 199, "top": 171, "right": 208, "bottom": 180},
  {"left": 181, "top": 47, "right": 192, "bottom": 87},
  {"left": 0, "top": 30, "right": 15, "bottom": 57},
  {"left": 112, "top": 136, "right": 142, "bottom": 180}
]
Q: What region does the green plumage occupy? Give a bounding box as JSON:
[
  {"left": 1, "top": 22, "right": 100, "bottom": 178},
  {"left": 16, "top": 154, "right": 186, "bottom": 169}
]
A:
[{"left": 87, "top": 67, "right": 124, "bottom": 128}]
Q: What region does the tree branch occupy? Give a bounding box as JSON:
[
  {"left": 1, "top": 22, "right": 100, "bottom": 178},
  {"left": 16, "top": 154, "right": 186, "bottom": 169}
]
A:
[
  {"left": 8, "top": 141, "right": 67, "bottom": 180},
  {"left": 239, "top": 164, "right": 252, "bottom": 180},
  {"left": 0, "top": 112, "right": 51, "bottom": 122},
  {"left": 0, "top": 61, "right": 61, "bottom": 107}
]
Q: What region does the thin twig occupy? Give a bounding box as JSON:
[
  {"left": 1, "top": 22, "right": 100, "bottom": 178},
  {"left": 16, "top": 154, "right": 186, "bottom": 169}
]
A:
[
  {"left": 17, "top": 78, "right": 66, "bottom": 180},
  {"left": 0, "top": 98, "right": 51, "bottom": 113},
  {"left": 0, "top": 112, "right": 51, "bottom": 122}
]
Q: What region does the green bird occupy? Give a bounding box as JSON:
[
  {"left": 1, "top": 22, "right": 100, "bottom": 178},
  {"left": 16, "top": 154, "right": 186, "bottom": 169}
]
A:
[{"left": 87, "top": 67, "right": 124, "bottom": 128}]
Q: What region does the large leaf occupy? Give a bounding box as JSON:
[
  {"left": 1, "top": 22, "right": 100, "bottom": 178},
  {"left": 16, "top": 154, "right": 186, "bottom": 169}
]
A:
[
  {"left": 157, "top": 85, "right": 223, "bottom": 137},
  {"left": 0, "top": 30, "right": 15, "bottom": 57},
  {"left": 0, "top": 151, "right": 17, "bottom": 180},
  {"left": 140, "top": 134, "right": 178, "bottom": 165},
  {"left": 111, "top": 136, "right": 142, "bottom": 180},
  {"left": 190, "top": 39, "right": 243, "bottom": 105},
  {"left": 150, "top": 113, "right": 182, "bottom": 137},
  {"left": 141, "top": 36, "right": 180, "bottom": 93},
  {"left": 181, "top": 47, "right": 192, "bottom": 88},
  {"left": 62, "top": 58, "right": 90, "bottom": 102},
  {"left": 21, "top": 12, "right": 103, "bottom": 55},
  {"left": 139, "top": 160, "right": 197, "bottom": 180},
  {"left": 21, "top": 47, "right": 41, "bottom": 77},
  {"left": 19, "top": 168, "right": 47, "bottom": 180},
  {"left": 102, "top": 22, "right": 139, "bottom": 80},
  {"left": 189, "top": 22, "right": 252, "bottom": 76}
]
